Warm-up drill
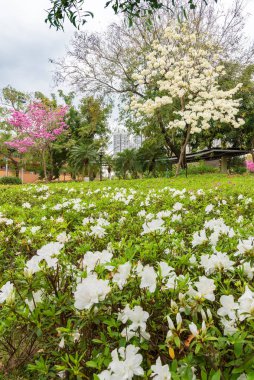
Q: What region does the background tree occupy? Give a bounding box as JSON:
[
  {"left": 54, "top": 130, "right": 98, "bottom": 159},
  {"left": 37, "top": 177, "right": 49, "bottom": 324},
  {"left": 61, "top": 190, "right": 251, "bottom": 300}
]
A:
[
  {"left": 66, "top": 96, "right": 111, "bottom": 178},
  {"left": 6, "top": 102, "right": 68, "bottom": 180},
  {"left": 136, "top": 138, "right": 169, "bottom": 176},
  {"left": 191, "top": 63, "right": 254, "bottom": 157},
  {"left": 113, "top": 148, "right": 139, "bottom": 179},
  {"left": 0, "top": 87, "right": 31, "bottom": 177},
  {"left": 68, "top": 142, "right": 99, "bottom": 180}
]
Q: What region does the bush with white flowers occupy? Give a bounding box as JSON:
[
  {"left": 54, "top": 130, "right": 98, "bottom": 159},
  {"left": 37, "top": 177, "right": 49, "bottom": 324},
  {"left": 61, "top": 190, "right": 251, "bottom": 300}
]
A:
[{"left": 0, "top": 176, "right": 254, "bottom": 379}]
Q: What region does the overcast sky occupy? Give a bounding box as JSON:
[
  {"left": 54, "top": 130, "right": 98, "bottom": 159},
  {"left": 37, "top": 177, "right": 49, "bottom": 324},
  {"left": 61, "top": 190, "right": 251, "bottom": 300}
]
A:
[
  {"left": 0, "top": 0, "right": 254, "bottom": 98},
  {"left": 0, "top": 0, "right": 115, "bottom": 96}
]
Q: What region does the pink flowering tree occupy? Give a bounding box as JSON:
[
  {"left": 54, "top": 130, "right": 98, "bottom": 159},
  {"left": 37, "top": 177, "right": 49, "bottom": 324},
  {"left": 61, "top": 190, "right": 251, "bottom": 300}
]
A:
[{"left": 5, "top": 102, "right": 68, "bottom": 179}]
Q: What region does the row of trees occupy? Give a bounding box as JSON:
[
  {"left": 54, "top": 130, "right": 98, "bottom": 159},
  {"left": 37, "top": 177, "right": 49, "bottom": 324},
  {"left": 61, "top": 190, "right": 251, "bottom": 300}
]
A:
[
  {"left": 0, "top": 86, "right": 172, "bottom": 181},
  {"left": 0, "top": 87, "right": 112, "bottom": 180},
  {"left": 2, "top": 1, "right": 254, "bottom": 180}
]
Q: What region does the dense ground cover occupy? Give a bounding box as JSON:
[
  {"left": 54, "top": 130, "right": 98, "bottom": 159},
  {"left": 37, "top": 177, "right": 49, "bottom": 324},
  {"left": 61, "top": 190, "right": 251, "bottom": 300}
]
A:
[{"left": 1, "top": 174, "right": 254, "bottom": 379}]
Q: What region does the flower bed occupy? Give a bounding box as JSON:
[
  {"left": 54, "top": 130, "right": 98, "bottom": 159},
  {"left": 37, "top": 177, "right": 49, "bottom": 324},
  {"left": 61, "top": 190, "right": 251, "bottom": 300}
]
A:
[{"left": 0, "top": 176, "right": 254, "bottom": 379}]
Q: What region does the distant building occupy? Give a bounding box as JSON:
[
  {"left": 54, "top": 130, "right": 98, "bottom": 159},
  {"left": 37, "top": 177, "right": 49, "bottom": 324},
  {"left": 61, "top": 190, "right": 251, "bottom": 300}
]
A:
[{"left": 113, "top": 131, "right": 130, "bottom": 154}]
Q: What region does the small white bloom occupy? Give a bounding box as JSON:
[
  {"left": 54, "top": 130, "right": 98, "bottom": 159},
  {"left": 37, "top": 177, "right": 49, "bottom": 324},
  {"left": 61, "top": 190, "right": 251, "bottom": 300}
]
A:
[
  {"left": 151, "top": 357, "right": 171, "bottom": 379},
  {"left": 188, "top": 276, "right": 216, "bottom": 301},
  {"left": 0, "top": 281, "right": 15, "bottom": 303},
  {"left": 189, "top": 322, "right": 198, "bottom": 337},
  {"left": 139, "top": 265, "right": 157, "bottom": 293},
  {"left": 205, "top": 204, "right": 214, "bottom": 214},
  {"left": 113, "top": 262, "right": 132, "bottom": 289},
  {"left": 22, "top": 202, "right": 31, "bottom": 209},
  {"left": 59, "top": 337, "right": 65, "bottom": 349}
]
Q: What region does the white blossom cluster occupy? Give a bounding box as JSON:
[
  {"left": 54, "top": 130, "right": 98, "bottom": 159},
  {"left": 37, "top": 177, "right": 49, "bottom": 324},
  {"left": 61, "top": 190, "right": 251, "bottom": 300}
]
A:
[{"left": 130, "top": 23, "right": 244, "bottom": 134}]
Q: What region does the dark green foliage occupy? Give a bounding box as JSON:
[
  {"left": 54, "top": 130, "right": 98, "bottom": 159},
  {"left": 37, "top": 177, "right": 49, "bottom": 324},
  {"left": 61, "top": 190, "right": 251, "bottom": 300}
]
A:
[
  {"left": 0, "top": 176, "right": 22, "bottom": 185},
  {"left": 45, "top": 0, "right": 217, "bottom": 30}
]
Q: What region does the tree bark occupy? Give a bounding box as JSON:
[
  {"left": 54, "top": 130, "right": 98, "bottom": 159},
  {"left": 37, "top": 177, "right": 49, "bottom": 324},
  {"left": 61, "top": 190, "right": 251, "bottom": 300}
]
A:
[
  {"left": 176, "top": 124, "right": 192, "bottom": 176},
  {"left": 42, "top": 150, "right": 47, "bottom": 180},
  {"left": 221, "top": 156, "right": 228, "bottom": 174},
  {"left": 157, "top": 115, "right": 180, "bottom": 159}
]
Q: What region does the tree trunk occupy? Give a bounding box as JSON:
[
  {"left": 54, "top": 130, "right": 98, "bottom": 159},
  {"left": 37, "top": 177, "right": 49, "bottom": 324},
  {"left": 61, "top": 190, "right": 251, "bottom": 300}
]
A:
[
  {"left": 42, "top": 150, "right": 47, "bottom": 180},
  {"left": 8, "top": 156, "right": 19, "bottom": 177},
  {"left": 221, "top": 156, "right": 228, "bottom": 174},
  {"left": 157, "top": 115, "right": 180, "bottom": 159},
  {"left": 176, "top": 125, "right": 192, "bottom": 176}
]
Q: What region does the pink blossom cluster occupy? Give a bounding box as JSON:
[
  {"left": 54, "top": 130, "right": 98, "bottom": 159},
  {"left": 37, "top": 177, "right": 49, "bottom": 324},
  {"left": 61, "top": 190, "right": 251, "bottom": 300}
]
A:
[
  {"left": 6, "top": 102, "right": 68, "bottom": 153},
  {"left": 246, "top": 160, "right": 254, "bottom": 172}
]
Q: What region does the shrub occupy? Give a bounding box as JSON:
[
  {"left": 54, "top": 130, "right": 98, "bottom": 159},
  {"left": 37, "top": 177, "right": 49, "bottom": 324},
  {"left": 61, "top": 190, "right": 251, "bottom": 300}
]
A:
[
  {"left": 177, "top": 161, "right": 218, "bottom": 175},
  {"left": 0, "top": 176, "right": 22, "bottom": 185},
  {"left": 1, "top": 178, "right": 254, "bottom": 379}
]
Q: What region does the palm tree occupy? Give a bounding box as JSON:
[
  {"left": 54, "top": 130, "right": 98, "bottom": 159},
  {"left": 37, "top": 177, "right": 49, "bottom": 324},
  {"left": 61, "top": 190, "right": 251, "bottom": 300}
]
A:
[
  {"left": 68, "top": 143, "right": 99, "bottom": 180},
  {"left": 113, "top": 149, "right": 139, "bottom": 179}
]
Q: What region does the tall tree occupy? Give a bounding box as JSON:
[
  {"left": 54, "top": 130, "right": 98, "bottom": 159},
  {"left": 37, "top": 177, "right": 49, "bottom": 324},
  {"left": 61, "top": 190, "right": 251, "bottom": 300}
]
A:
[
  {"left": 130, "top": 23, "right": 244, "bottom": 173},
  {"left": 54, "top": 0, "right": 252, "bottom": 161},
  {"left": 66, "top": 96, "right": 111, "bottom": 178}
]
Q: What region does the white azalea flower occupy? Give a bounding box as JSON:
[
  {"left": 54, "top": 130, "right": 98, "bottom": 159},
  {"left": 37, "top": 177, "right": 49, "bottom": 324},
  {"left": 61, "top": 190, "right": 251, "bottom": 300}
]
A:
[
  {"left": 192, "top": 230, "right": 207, "bottom": 247},
  {"left": 74, "top": 274, "right": 111, "bottom": 310},
  {"left": 98, "top": 344, "right": 144, "bottom": 380},
  {"left": 30, "top": 226, "right": 41, "bottom": 234},
  {"left": 90, "top": 225, "right": 107, "bottom": 238},
  {"left": 142, "top": 218, "right": 165, "bottom": 234},
  {"left": 242, "top": 261, "right": 254, "bottom": 280},
  {"left": 205, "top": 204, "right": 214, "bottom": 213},
  {"left": 188, "top": 276, "right": 216, "bottom": 301},
  {"left": 118, "top": 305, "right": 150, "bottom": 341},
  {"left": 59, "top": 337, "right": 65, "bottom": 349},
  {"left": 25, "top": 290, "right": 43, "bottom": 312},
  {"left": 220, "top": 318, "right": 238, "bottom": 336},
  {"left": 151, "top": 357, "right": 171, "bottom": 379},
  {"left": 238, "top": 286, "right": 254, "bottom": 321},
  {"left": 159, "top": 262, "right": 174, "bottom": 278},
  {"left": 113, "top": 262, "right": 132, "bottom": 289},
  {"left": 22, "top": 202, "right": 31, "bottom": 209},
  {"left": 172, "top": 202, "right": 183, "bottom": 211},
  {"left": 24, "top": 255, "right": 42, "bottom": 276},
  {"left": 218, "top": 295, "right": 238, "bottom": 320},
  {"left": 0, "top": 281, "right": 15, "bottom": 303},
  {"left": 139, "top": 265, "right": 157, "bottom": 293},
  {"left": 56, "top": 231, "right": 70, "bottom": 243},
  {"left": 189, "top": 322, "right": 199, "bottom": 337},
  {"left": 236, "top": 237, "right": 254, "bottom": 256},
  {"left": 200, "top": 251, "right": 234, "bottom": 274},
  {"left": 82, "top": 250, "right": 113, "bottom": 273}
]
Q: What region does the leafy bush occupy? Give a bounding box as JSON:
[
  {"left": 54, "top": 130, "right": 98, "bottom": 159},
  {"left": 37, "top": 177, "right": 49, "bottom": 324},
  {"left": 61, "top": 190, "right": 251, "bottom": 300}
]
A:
[
  {"left": 231, "top": 166, "right": 247, "bottom": 175},
  {"left": 0, "top": 176, "right": 254, "bottom": 379},
  {"left": 0, "top": 176, "right": 22, "bottom": 185},
  {"left": 230, "top": 157, "right": 247, "bottom": 174},
  {"left": 186, "top": 161, "right": 218, "bottom": 175}
]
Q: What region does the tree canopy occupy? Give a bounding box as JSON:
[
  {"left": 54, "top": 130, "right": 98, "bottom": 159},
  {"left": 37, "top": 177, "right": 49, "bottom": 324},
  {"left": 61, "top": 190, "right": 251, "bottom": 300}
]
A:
[{"left": 46, "top": 0, "right": 217, "bottom": 30}]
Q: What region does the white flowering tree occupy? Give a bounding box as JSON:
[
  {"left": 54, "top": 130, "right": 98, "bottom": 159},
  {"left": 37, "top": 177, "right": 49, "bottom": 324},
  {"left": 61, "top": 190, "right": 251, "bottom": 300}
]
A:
[{"left": 130, "top": 23, "right": 244, "bottom": 174}]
